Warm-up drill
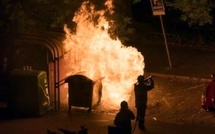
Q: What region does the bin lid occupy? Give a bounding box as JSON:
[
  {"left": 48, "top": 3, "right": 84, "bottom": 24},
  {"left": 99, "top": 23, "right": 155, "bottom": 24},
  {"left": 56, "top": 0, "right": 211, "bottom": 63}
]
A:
[{"left": 65, "top": 74, "right": 93, "bottom": 84}]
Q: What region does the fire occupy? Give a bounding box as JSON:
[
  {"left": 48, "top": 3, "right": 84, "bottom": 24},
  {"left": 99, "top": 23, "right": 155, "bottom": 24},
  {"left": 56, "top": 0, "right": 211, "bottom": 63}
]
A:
[{"left": 63, "top": 1, "right": 144, "bottom": 109}]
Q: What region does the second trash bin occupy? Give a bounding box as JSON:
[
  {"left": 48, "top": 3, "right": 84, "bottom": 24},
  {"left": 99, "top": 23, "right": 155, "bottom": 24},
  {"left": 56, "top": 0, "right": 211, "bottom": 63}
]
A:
[
  {"left": 9, "top": 69, "right": 50, "bottom": 117},
  {"left": 65, "top": 74, "right": 102, "bottom": 113}
]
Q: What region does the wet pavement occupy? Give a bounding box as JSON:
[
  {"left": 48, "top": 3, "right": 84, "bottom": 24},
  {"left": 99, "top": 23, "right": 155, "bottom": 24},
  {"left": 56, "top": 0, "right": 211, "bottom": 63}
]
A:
[
  {"left": 1, "top": 41, "right": 215, "bottom": 133},
  {"left": 1, "top": 108, "right": 215, "bottom": 134},
  {"left": 1, "top": 73, "right": 215, "bottom": 134}
]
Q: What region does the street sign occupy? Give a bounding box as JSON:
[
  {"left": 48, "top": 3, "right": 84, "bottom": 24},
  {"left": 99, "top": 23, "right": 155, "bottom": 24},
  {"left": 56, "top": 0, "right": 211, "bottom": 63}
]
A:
[
  {"left": 150, "top": 0, "right": 165, "bottom": 16},
  {"left": 150, "top": 0, "right": 172, "bottom": 68}
]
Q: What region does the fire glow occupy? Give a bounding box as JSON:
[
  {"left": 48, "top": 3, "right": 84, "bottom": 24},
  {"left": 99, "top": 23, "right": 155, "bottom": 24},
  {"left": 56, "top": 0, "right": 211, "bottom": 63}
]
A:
[{"left": 63, "top": 1, "right": 144, "bottom": 109}]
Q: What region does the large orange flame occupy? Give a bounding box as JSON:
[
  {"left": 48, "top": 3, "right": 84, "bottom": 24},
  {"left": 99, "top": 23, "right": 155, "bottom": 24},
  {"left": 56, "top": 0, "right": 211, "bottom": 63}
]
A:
[{"left": 63, "top": 1, "right": 144, "bottom": 109}]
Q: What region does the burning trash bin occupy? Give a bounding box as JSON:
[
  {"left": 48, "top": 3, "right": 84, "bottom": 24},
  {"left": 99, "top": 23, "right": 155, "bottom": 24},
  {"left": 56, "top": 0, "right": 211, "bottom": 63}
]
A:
[
  {"left": 9, "top": 69, "right": 50, "bottom": 117},
  {"left": 65, "top": 74, "right": 102, "bottom": 113}
]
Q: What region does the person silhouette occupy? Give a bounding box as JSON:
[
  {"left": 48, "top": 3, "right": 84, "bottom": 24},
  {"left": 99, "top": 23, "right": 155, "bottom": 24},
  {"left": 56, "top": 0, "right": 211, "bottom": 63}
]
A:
[
  {"left": 134, "top": 75, "right": 154, "bottom": 130},
  {"left": 113, "top": 100, "right": 135, "bottom": 134},
  {"left": 202, "top": 73, "right": 215, "bottom": 111}
]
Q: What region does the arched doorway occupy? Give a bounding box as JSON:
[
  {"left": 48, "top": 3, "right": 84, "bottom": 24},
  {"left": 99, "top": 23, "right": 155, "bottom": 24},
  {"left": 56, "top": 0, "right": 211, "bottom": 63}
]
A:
[{"left": 0, "top": 30, "right": 64, "bottom": 110}]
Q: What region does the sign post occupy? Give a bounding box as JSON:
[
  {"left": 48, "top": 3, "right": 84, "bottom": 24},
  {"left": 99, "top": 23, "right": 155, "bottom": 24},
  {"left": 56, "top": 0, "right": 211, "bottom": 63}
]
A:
[{"left": 150, "top": 0, "right": 172, "bottom": 68}]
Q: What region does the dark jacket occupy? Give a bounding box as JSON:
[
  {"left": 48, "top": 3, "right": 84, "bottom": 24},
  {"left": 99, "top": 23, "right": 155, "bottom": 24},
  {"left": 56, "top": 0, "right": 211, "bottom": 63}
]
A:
[
  {"left": 134, "top": 78, "right": 154, "bottom": 108},
  {"left": 114, "top": 108, "right": 135, "bottom": 132}
]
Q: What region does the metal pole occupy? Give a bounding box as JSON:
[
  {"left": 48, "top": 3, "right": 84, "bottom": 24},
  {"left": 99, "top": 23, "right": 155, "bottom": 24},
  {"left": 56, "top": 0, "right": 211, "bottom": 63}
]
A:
[{"left": 159, "top": 15, "right": 172, "bottom": 68}]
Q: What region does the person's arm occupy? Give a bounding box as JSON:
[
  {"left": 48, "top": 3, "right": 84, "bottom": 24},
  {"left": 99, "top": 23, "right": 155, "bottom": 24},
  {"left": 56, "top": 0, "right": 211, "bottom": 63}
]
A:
[
  {"left": 114, "top": 113, "right": 120, "bottom": 126},
  {"left": 150, "top": 78, "right": 154, "bottom": 89},
  {"left": 146, "top": 78, "right": 154, "bottom": 91},
  {"left": 128, "top": 110, "right": 135, "bottom": 120}
]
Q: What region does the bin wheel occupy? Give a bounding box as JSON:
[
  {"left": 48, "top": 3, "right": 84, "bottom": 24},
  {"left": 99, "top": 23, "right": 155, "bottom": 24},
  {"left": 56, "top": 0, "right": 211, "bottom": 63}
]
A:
[
  {"left": 87, "top": 107, "right": 92, "bottom": 113},
  {"left": 68, "top": 105, "right": 72, "bottom": 113}
]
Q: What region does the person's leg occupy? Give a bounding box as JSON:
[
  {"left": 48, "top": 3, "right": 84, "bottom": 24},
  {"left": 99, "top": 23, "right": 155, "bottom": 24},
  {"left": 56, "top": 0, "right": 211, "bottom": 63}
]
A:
[{"left": 137, "top": 107, "right": 145, "bottom": 130}]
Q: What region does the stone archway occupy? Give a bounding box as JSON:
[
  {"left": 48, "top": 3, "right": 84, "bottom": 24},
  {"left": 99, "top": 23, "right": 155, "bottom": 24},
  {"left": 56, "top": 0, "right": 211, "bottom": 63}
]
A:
[{"left": 0, "top": 30, "right": 65, "bottom": 110}]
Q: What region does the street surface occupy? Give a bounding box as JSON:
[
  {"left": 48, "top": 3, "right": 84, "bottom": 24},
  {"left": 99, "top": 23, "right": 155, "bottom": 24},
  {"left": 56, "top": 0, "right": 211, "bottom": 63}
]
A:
[{"left": 1, "top": 75, "right": 215, "bottom": 134}]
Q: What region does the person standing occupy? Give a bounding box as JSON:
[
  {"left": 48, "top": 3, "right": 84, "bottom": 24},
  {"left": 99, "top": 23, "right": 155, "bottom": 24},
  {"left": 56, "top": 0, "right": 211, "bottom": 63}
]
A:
[
  {"left": 114, "top": 100, "right": 135, "bottom": 134},
  {"left": 134, "top": 75, "right": 154, "bottom": 130},
  {"left": 202, "top": 73, "right": 215, "bottom": 111}
]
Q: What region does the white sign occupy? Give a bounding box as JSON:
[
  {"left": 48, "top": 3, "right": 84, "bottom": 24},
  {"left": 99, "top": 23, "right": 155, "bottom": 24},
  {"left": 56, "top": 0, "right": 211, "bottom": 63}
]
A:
[{"left": 150, "top": 0, "right": 165, "bottom": 16}]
